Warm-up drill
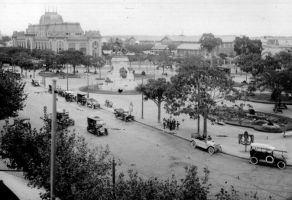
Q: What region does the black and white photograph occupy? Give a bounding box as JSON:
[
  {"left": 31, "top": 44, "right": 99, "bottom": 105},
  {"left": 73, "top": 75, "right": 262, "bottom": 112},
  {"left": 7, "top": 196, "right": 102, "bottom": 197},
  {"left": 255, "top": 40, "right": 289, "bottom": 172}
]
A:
[{"left": 0, "top": 0, "right": 292, "bottom": 199}]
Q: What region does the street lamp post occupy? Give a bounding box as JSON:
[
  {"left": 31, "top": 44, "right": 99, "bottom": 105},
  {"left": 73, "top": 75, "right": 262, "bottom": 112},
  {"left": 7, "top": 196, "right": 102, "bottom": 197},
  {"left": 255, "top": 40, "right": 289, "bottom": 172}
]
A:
[
  {"left": 50, "top": 79, "right": 57, "bottom": 200},
  {"left": 141, "top": 71, "right": 146, "bottom": 119}
]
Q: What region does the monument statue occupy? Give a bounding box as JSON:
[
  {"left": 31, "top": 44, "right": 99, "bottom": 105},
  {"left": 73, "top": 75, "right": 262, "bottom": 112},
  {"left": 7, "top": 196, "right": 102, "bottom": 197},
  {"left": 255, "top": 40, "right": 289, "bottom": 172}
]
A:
[{"left": 102, "top": 55, "right": 137, "bottom": 91}]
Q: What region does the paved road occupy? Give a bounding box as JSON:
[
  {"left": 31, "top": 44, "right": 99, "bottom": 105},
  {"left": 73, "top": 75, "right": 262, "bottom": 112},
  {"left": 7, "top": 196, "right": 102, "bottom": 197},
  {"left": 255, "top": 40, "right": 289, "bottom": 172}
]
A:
[{"left": 9, "top": 79, "right": 291, "bottom": 200}]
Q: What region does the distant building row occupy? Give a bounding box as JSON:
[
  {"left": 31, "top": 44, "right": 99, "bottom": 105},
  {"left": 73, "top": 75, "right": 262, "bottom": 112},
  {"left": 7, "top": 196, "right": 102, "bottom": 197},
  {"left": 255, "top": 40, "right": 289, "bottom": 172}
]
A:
[{"left": 12, "top": 12, "right": 102, "bottom": 57}]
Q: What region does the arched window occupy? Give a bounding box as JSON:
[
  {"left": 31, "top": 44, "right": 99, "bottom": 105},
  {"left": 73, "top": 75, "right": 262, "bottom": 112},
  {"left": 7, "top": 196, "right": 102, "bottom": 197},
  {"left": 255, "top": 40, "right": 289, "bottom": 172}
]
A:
[{"left": 57, "top": 41, "right": 64, "bottom": 53}]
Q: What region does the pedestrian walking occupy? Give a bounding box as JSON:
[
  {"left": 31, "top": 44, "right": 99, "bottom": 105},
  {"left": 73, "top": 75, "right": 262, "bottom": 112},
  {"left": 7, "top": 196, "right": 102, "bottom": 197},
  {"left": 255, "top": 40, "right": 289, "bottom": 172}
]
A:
[{"left": 176, "top": 121, "right": 180, "bottom": 130}]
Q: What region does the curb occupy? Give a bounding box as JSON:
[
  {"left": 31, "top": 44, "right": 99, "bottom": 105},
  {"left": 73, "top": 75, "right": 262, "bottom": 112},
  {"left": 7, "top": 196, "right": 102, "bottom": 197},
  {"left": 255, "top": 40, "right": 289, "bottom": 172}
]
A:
[
  {"left": 101, "top": 106, "right": 292, "bottom": 167},
  {"left": 247, "top": 98, "right": 292, "bottom": 105}
]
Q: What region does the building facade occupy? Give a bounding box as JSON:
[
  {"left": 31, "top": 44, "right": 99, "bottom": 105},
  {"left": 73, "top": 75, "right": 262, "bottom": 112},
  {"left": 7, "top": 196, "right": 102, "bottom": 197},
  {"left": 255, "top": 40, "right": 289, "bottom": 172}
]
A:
[
  {"left": 12, "top": 12, "right": 102, "bottom": 57},
  {"left": 176, "top": 43, "right": 201, "bottom": 57}
]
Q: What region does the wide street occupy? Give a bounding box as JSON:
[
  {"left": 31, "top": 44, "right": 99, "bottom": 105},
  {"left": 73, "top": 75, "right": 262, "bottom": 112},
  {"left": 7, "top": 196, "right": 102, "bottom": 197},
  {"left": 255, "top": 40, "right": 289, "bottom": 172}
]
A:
[{"left": 7, "top": 66, "right": 292, "bottom": 200}]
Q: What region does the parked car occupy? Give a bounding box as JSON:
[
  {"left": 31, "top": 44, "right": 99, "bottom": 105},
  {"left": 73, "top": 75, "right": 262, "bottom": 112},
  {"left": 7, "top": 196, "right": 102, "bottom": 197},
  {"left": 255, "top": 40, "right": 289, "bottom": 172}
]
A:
[
  {"left": 87, "top": 98, "right": 100, "bottom": 109},
  {"left": 64, "top": 91, "right": 76, "bottom": 102},
  {"left": 249, "top": 143, "right": 288, "bottom": 169},
  {"left": 114, "top": 108, "right": 134, "bottom": 122},
  {"left": 87, "top": 116, "right": 108, "bottom": 136},
  {"left": 45, "top": 109, "right": 75, "bottom": 130},
  {"left": 77, "top": 93, "right": 87, "bottom": 106},
  {"left": 190, "top": 135, "right": 222, "bottom": 155}
]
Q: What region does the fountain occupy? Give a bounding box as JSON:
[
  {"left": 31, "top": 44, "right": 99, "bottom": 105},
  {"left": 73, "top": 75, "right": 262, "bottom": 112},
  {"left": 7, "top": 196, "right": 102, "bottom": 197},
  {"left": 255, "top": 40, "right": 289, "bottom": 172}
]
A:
[{"left": 101, "top": 55, "right": 137, "bottom": 91}]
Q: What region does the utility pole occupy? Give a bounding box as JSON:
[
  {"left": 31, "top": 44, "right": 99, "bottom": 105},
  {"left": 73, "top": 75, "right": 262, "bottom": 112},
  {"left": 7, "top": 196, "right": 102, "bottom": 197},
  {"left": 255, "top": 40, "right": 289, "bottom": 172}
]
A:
[
  {"left": 197, "top": 78, "right": 200, "bottom": 135},
  {"left": 87, "top": 65, "right": 89, "bottom": 98},
  {"left": 66, "top": 64, "right": 69, "bottom": 91},
  {"left": 50, "top": 79, "right": 57, "bottom": 200},
  {"left": 112, "top": 157, "right": 116, "bottom": 200},
  {"left": 141, "top": 75, "right": 144, "bottom": 119}
]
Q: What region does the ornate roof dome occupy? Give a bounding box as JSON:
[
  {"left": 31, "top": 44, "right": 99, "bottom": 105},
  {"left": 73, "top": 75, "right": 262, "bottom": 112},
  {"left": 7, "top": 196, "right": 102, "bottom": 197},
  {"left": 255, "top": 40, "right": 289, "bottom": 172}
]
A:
[{"left": 39, "top": 12, "right": 63, "bottom": 25}]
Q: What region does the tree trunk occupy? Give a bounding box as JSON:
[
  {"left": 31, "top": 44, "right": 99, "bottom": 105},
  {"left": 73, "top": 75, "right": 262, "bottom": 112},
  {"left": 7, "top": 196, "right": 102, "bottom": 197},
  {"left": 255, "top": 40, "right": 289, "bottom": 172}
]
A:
[
  {"left": 197, "top": 115, "right": 200, "bottom": 135},
  {"left": 158, "top": 101, "right": 161, "bottom": 123},
  {"left": 99, "top": 67, "right": 101, "bottom": 79},
  {"left": 94, "top": 66, "right": 97, "bottom": 74},
  {"left": 73, "top": 65, "right": 76, "bottom": 74},
  {"left": 203, "top": 109, "right": 207, "bottom": 138}
]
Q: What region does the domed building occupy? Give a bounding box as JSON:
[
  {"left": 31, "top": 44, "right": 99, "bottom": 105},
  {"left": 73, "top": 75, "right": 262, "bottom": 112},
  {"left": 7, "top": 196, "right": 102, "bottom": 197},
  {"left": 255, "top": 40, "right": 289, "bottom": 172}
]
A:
[{"left": 12, "top": 12, "right": 102, "bottom": 57}]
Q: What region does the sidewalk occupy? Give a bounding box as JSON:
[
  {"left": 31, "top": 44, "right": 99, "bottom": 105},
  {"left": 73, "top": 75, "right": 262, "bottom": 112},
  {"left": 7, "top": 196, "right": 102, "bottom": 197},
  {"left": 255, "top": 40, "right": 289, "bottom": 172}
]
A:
[{"left": 101, "top": 105, "right": 292, "bottom": 166}]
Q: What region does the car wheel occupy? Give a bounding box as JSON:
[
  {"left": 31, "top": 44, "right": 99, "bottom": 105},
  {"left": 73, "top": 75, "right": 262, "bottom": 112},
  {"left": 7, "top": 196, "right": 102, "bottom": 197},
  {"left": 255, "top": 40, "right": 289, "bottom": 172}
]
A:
[
  {"left": 208, "top": 147, "right": 215, "bottom": 155},
  {"left": 191, "top": 141, "right": 196, "bottom": 149},
  {"left": 266, "top": 155, "right": 274, "bottom": 164},
  {"left": 277, "top": 161, "right": 286, "bottom": 169},
  {"left": 250, "top": 157, "right": 258, "bottom": 165}
]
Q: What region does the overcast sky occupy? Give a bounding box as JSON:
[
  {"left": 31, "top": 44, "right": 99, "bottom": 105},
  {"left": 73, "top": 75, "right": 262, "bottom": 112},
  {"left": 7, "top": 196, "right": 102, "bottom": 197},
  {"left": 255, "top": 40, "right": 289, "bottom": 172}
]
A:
[{"left": 0, "top": 0, "right": 291, "bottom": 37}]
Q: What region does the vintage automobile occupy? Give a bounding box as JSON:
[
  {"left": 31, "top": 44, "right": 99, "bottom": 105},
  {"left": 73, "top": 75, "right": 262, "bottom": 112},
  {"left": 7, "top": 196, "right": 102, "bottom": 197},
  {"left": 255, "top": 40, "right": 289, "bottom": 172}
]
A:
[
  {"left": 249, "top": 143, "right": 288, "bottom": 169},
  {"left": 105, "top": 99, "right": 113, "bottom": 108},
  {"left": 190, "top": 135, "right": 222, "bottom": 155},
  {"left": 56, "top": 88, "right": 66, "bottom": 97},
  {"left": 87, "top": 116, "right": 108, "bottom": 136},
  {"left": 64, "top": 91, "right": 76, "bottom": 102},
  {"left": 114, "top": 108, "right": 134, "bottom": 122},
  {"left": 45, "top": 109, "right": 75, "bottom": 130},
  {"left": 31, "top": 79, "right": 40, "bottom": 87},
  {"left": 77, "top": 93, "right": 87, "bottom": 106},
  {"left": 87, "top": 98, "right": 100, "bottom": 109}
]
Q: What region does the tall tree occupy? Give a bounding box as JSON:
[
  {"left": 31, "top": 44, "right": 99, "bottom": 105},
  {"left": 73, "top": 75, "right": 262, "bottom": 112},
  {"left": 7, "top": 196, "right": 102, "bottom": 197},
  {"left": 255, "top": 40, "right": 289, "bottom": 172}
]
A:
[
  {"left": 136, "top": 78, "right": 170, "bottom": 123},
  {"left": 165, "top": 57, "right": 233, "bottom": 138},
  {"left": 199, "top": 33, "right": 222, "bottom": 67},
  {"left": 0, "top": 70, "right": 27, "bottom": 120},
  {"left": 58, "top": 50, "right": 85, "bottom": 74},
  {"left": 92, "top": 56, "right": 106, "bottom": 78},
  {"left": 234, "top": 36, "right": 263, "bottom": 55}
]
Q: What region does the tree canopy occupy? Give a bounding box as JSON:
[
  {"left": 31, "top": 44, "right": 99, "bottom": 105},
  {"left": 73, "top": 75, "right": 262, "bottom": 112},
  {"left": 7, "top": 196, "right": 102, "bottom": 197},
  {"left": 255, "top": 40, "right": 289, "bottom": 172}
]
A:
[
  {"left": 58, "top": 50, "right": 86, "bottom": 74},
  {"left": 234, "top": 36, "right": 263, "bottom": 55},
  {"left": 0, "top": 70, "right": 27, "bottom": 120},
  {"left": 199, "top": 33, "right": 222, "bottom": 53},
  {"left": 165, "top": 56, "right": 233, "bottom": 137},
  {"left": 136, "top": 78, "right": 170, "bottom": 123}
]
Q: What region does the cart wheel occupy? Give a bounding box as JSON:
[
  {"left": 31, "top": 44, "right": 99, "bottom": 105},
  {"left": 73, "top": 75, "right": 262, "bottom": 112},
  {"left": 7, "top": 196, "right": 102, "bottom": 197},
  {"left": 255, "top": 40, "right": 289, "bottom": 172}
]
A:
[
  {"left": 250, "top": 157, "right": 258, "bottom": 165},
  {"left": 191, "top": 141, "right": 196, "bottom": 149},
  {"left": 277, "top": 161, "right": 286, "bottom": 169},
  {"left": 208, "top": 147, "right": 215, "bottom": 155}
]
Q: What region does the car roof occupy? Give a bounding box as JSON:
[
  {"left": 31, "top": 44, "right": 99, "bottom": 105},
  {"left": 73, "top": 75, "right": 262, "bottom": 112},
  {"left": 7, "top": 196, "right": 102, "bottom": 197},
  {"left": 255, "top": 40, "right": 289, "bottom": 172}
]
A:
[
  {"left": 250, "top": 143, "right": 275, "bottom": 150},
  {"left": 65, "top": 91, "right": 74, "bottom": 94},
  {"left": 88, "top": 98, "right": 96, "bottom": 101},
  {"left": 88, "top": 116, "right": 101, "bottom": 120}
]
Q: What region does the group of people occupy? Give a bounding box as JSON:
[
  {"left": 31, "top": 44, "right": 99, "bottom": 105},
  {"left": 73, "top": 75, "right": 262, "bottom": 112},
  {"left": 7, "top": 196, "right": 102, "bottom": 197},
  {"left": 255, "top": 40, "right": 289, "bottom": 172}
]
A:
[{"left": 163, "top": 117, "right": 180, "bottom": 131}]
